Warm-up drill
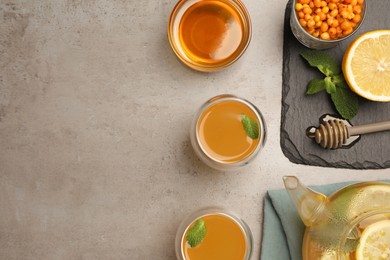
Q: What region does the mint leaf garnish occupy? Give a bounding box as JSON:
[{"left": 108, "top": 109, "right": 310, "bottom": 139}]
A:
[
  {"left": 307, "top": 79, "right": 326, "bottom": 94},
  {"left": 186, "top": 218, "right": 206, "bottom": 248},
  {"left": 241, "top": 114, "right": 259, "bottom": 139},
  {"left": 324, "top": 76, "right": 336, "bottom": 94},
  {"left": 330, "top": 87, "right": 359, "bottom": 120},
  {"left": 301, "top": 50, "right": 340, "bottom": 76},
  {"left": 301, "top": 50, "right": 359, "bottom": 120},
  {"left": 332, "top": 74, "right": 345, "bottom": 85},
  {"left": 334, "top": 77, "right": 349, "bottom": 89}
]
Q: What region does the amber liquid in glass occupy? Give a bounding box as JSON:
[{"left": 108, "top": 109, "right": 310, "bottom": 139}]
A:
[
  {"left": 178, "top": 0, "right": 245, "bottom": 65},
  {"left": 197, "top": 100, "right": 260, "bottom": 163},
  {"left": 182, "top": 214, "right": 247, "bottom": 260}
]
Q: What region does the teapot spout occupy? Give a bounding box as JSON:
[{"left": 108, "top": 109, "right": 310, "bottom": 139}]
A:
[{"left": 283, "top": 176, "right": 329, "bottom": 227}]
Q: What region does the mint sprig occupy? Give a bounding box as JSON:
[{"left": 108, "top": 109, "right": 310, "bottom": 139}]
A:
[
  {"left": 301, "top": 50, "right": 358, "bottom": 120},
  {"left": 241, "top": 114, "right": 259, "bottom": 139},
  {"left": 186, "top": 218, "right": 206, "bottom": 248}
]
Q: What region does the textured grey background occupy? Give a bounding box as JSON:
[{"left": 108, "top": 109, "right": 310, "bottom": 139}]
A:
[
  {"left": 281, "top": 0, "right": 390, "bottom": 169},
  {"left": 0, "top": 0, "right": 389, "bottom": 259}
]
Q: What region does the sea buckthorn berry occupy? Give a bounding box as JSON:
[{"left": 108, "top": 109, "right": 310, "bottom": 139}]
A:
[
  {"left": 328, "top": 3, "right": 337, "bottom": 10},
  {"left": 313, "top": 30, "right": 320, "bottom": 37},
  {"left": 319, "top": 12, "right": 327, "bottom": 20},
  {"left": 337, "top": 15, "right": 344, "bottom": 24},
  {"left": 330, "top": 9, "right": 338, "bottom": 17},
  {"left": 328, "top": 27, "right": 337, "bottom": 35},
  {"left": 314, "top": 15, "right": 321, "bottom": 22},
  {"left": 307, "top": 27, "right": 315, "bottom": 34},
  {"left": 340, "top": 20, "right": 351, "bottom": 30},
  {"left": 353, "top": 5, "right": 361, "bottom": 13},
  {"left": 299, "top": 18, "right": 307, "bottom": 27},
  {"left": 303, "top": 6, "right": 313, "bottom": 14},
  {"left": 304, "top": 14, "right": 312, "bottom": 20},
  {"left": 321, "top": 1, "right": 327, "bottom": 7},
  {"left": 320, "top": 32, "right": 330, "bottom": 39},
  {"left": 307, "top": 19, "right": 316, "bottom": 28},
  {"left": 341, "top": 10, "right": 355, "bottom": 19},
  {"left": 320, "top": 22, "right": 329, "bottom": 32},
  {"left": 343, "top": 27, "right": 353, "bottom": 35},
  {"left": 322, "top": 6, "right": 330, "bottom": 13},
  {"left": 314, "top": 0, "right": 322, "bottom": 7},
  {"left": 352, "top": 13, "right": 361, "bottom": 23},
  {"left": 326, "top": 17, "right": 334, "bottom": 26},
  {"left": 338, "top": 4, "right": 347, "bottom": 11},
  {"left": 296, "top": 3, "right": 304, "bottom": 11},
  {"left": 315, "top": 20, "right": 323, "bottom": 27},
  {"left": 309, "top": 1, "right": 315, "bottom": 8},
  {"left": 357, "top": 0, "right": 364, "bottom": 4}
]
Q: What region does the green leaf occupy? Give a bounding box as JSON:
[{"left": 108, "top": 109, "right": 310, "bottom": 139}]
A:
[
  {"left": 324, "top": 76, "right": 337, "bottom": 94},
  {"left": 336, "top": 80, "right": 350, "bottom": 89},
  {"left": 241, "top": 114, "right": 259, "bottom": 139},
  {"left": 301, "top": 51, "right": 340, "bottom": 76},
  {"left": 332, "top": 74, "right": 345, "bottom": 85},
  {"left": 334, "top": 75, "right": 350, "bottom": 89},
  {"left": 330, "top": 87, "right": 359, "bottom": 120},
  {"left": 186, "top": 218, "right": 206, "bottom": 247},
  {"left": 306, "top": 79, "right": 326, "bottom": 94}
]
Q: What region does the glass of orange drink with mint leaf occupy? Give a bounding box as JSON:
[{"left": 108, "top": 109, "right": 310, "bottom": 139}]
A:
[
  {"left": 190, "top": 94, "right": 266, "bottom": 170},
  {"left": 175, "top": 207, "right": 253, "bottom": 260}
]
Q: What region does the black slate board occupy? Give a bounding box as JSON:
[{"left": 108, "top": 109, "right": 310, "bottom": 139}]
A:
[{"left": 281, "top": 0, "right": 390, "bottom": 169}]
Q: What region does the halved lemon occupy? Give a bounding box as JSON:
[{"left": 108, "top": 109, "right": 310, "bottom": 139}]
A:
[
  {"left": 355, "top": 219, "right": 390, "bottom": 259},
  {"left": 342, "top": 30, "right": 390, "bottom": 102}
]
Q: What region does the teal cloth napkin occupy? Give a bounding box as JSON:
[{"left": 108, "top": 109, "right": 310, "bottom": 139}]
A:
[{"left": 260, "top": 180, "right": 390, "bottom": 260}]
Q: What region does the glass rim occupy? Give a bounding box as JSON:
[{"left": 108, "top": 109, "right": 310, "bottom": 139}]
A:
[
  {"left": 175, "top": 207, "right": 253, "bottom": 260},
  {"left": 167, "top": 0, "right": 252, "bottom": 72},
  {"left": 192, "top": 94, "right": 266, "bottom": 168}
]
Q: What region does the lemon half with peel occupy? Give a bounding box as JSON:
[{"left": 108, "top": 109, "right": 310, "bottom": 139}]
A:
[
  {"left": 342, "top": 30, "right": 390, "bottom": 102},
  {"left": 355, "top": 219, "right": 390, "bottom": 259}
]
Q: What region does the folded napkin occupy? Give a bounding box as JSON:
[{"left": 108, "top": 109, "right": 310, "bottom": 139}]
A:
[{"left": 260, "top": 180, "right": 390, "bottom": 260}]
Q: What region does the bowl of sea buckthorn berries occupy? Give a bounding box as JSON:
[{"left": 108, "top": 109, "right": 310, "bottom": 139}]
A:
[{"left": 290, "top": 0, "right": 366, "bottom": 49}]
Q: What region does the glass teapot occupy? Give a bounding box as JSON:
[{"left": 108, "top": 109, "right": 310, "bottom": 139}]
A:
[{"left": 283, "top": 176, "right": 390, "bottom": 260}]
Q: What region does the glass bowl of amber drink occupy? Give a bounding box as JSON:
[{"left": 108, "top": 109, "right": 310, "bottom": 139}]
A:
[{"left": 168, "top": 0, "right": 252, "bottom": 71}]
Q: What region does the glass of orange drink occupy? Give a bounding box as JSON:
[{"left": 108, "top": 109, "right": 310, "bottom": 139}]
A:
[
  {"left": 190, "top": 94, "right": 266, "bottom": 170},
  {"left": 168, "top": 0, "right": 251, "bottom": 71},
  {"left": 175, "top": 207, "right": 253, "bottom": 260}
]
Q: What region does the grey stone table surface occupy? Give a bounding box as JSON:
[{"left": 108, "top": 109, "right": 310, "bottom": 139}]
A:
[{"left": 0, "top": 1, "right": 388, "bottom": 259}]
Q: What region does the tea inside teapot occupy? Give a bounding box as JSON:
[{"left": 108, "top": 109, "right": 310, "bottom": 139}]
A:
[{"left": 283, "top": 176, "right": 390, "bottom": 260}]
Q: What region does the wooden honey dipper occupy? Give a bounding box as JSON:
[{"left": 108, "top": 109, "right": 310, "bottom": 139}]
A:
[{"left": 307, "top": 119, "right": 390, "bottom": 149}]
